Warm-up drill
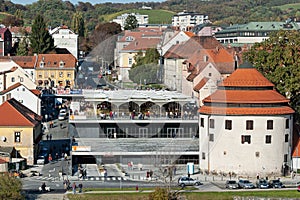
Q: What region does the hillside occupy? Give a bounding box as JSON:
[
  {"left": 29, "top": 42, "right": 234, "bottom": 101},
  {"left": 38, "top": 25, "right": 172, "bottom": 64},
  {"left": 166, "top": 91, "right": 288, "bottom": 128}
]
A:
[{"left": 104, "top": 9, "right": 175, "bottom": 24}]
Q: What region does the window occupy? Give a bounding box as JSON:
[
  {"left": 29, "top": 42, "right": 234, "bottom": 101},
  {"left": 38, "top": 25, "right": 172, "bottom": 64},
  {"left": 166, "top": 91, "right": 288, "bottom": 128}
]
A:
[
  {"left": 128, "top": 58, "right": 132, "bottom": 65},
  {"left": 20, "top": 77, "right": 24, "bottom": 82},
  {"left": 11, "top": 77, "right": 15, "bottom": 82},
  {"left": 267, "top": 120, "right": 273, "bottom": 130},
  {"left": 67, "top": 73, "right": 71, "bottom": 78},
  {"left": 285, "top": 134, "right": 289, "bottom": 142},
  {"left": 51, "top": 72, "right": 55, "bottom": 78},
  {"left": 209, "top": 133, "right": 214, "bottom": 142},
  {"left": 14, "top": 132, "right": 21, "bottom": 143},
  {"left": 208, "top": 73, "right": 212, "bottom": 77},
  {"left": 200, "top": 118, "right": 204, "bottom": 127},
  {"left": 40, "top": 62, "right": 44, "bottom": 68},
  {"left": 246, "top": 120, "right": 253, "bottom": 130},
  {"left": 284, "top": 154, "right": 288, "bottom": 162},
  {"left": 265, "top": 135, "right": 272, "bottom": 144},
  {"left": 209, "top": 119, "right": 215, "bottom": 128},
  {"left": 59, "top": 61, "right": 64, "bottom": 67},
  {"left": 202, "top": 152, "right": 205, "bottom": 160},
  {"left": 241, "top": 135, "right": 251, "bottom": 144},
  {"left": 59, "top": 72, "right": 63, "bottom": 78},
  {"left": 286, "top": 119, "right": 289, "bottom": 129},
  {"left": 225, "top": 120, "right": 232, "bottom": 130},
  {"left": 38, "top": 72, "right": 42, "bottom": 78},
  {"left": 44, "top": 71, "right": 48, "bottom": 78},
  {"left": 255, "top": 152, "right": 260, "bottom": 157}
]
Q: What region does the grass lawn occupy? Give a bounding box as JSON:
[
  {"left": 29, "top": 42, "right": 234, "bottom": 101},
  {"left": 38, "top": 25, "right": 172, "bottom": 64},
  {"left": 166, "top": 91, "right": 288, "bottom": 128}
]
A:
[{"left": 67, "top": 189, "right": 300, "bottom": 200}]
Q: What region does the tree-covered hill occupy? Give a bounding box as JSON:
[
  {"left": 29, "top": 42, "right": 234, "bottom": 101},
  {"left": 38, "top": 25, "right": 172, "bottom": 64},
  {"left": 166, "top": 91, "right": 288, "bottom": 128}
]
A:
[{"left": 1, "top": 0, "right": 300, "bottom": 32}]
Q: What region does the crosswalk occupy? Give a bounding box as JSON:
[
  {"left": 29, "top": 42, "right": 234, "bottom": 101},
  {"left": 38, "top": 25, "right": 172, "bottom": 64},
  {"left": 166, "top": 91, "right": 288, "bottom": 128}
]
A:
[{"left": 35, "top": 176, "right": 127, "bottom": 182}]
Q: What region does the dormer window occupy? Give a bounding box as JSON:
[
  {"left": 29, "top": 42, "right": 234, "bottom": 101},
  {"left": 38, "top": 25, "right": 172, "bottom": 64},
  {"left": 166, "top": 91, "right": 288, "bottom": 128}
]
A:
[
  {"left": 59, "top": 61, "right": 65, "bottom": 67},
  {"left": 204, "top": 55, "right": 209, "bottom": 62},
  {"left": 40, "top": 61, "right": 45, "bottom": 68},
  {"left": 125, "top": 36, "right": 133, "bottom": 41}
]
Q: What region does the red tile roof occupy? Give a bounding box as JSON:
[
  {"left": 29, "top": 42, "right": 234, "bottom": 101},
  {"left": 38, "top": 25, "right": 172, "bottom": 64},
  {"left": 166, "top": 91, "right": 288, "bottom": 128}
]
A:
[
  {"left": 10, "top": 56, "right": 36, "bottom": 69},
  {"left": 36, "top": 54, "right": 76, "bottom": 69},
  {"left": 199, "top": 106, "right": 294, "bottom": 115},
  {"left": 193, "top": 77, "right": 209, "bottom": 92},
  {"left": 0, "top": 82, "right": 22, "bottom": 95},
  {"left": 119, "top": 29, "right": 163, "bottom": 42},
  {"left": 122, "top": 38, "right": 161, "bottom": 51},
  {"left": 199, "top": 62, "right": 294, "bottom": 116},
  {"left": 183, "top": 31, "right": 195, "bottom": 37},
  {"left": 219, "top": 68, "right": 274, "bottom": 87},
  {"left": 203, "top": 90, "right": 289, "bottom": 104},
  {"left": 0, "top": 98, "right": 42, "bottom": 126}
]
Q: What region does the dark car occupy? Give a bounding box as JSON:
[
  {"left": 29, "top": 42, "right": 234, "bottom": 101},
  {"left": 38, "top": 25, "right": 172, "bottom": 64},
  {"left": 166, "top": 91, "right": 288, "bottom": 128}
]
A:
[
  {"left": 238, "top": 179, "right": 255, "bottom": 189},
  {"left": 225, "top": 180, "right": 239, "bottom": 189},
  {"left": 269, "top": 179, "right": 284, "bottom": 188},
  {"left": 178, "top": 176, "right": 202, "bottom": 187},
  {"left": 256, "top": 179, "right": 269, "bottom": 189}
]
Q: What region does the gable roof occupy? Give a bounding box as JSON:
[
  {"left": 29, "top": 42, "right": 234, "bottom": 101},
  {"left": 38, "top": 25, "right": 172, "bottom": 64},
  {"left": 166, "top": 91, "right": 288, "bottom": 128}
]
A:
[
  {"left": 121, "top": 38, "right": 161, "bottom": 52},
  {"left": 0, "top": 98, "right": 42, "bottom": 126},
  {"left": 0, "top": 82, "right": 41, "bottom": 97},
  {"left": 193, "top": 77, "right": 209, "bottom": 92},
  {"left": 10, "top": 56, "right": 37, "bottom": 69},
  {"left": 35, "top": 54, "right": 77, "bottom": 69}
]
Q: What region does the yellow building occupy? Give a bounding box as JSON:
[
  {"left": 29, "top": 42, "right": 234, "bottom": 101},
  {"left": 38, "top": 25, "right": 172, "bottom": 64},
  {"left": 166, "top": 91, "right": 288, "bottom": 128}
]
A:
[
  {"left": 0, "top": 98, "right": 43, "bottom": 165},
  {"left": 35, "top": 54, "right": 77, "bottom": 88}
]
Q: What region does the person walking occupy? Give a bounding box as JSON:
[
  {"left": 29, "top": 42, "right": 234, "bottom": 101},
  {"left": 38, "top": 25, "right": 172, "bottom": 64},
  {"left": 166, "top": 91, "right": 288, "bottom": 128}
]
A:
[
  {"left": 72, "top": 182, "right": 77, "bottom": 194},
  {"left": 78, "top": 183, "right": 83, "bottom": 193}
]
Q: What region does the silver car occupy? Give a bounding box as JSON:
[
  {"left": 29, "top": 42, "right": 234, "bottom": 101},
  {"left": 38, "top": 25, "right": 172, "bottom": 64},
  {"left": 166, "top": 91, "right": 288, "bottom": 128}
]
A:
[
  {"left": 178, "top": 176, "right": 202, "bottom": 187},
  {"left": 225, "top": 180, "right": 239, "bottom": 189},
  {"left": 238, "top": 179, "right": 255, "bottom": 189}
]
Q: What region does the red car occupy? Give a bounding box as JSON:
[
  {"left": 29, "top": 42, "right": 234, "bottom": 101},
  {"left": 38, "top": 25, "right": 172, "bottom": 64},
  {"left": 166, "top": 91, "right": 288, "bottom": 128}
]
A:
[{"left": 297, "top": 184, "right": 300, "bottom": 192}]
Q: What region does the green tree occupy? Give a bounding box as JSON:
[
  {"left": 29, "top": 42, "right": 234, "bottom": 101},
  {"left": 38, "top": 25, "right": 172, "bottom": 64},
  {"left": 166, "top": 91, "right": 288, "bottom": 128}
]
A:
[
  {"left": 71, "top": 11, "right": 85, "bottom": 37},
  {"left": 132, "top": 48, "right": 160, "bottom": 68},
  {"left": 243, "top": 30, "right": 300, "bottom": 121},
  {"left": 0, "top": 173, "right": 23, "bottom": 200},
  {"left": 29, "top": 14, "right": 55, "bottom": 54},
  {"left": 124, "top": 14, "right": 138, "bottom": 30},
  {"left": 17, "top": 38, "right": 29, "bottom": 56}
]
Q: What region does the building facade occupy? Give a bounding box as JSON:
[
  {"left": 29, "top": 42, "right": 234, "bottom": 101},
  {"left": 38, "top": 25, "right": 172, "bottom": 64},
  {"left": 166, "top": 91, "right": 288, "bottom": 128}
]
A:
[
  {"left": 112, "top": 13, "right": 149, "bottom": 30},
  {"left": 199, "top": 62, "right": 294, "bottom": 176},
  {"left": 172, "top": 11, "right": 209, "bottom": 31},
  {"left": 50, "top": 26, "right": 78, "bottom": 59}
]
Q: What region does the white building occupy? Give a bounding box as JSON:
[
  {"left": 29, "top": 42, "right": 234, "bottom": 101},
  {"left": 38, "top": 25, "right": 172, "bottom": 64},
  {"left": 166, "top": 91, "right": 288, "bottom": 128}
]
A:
[
  {"left": 49, "top": 25, "right": 78, "bottom": 59},
  {"left": 0, "top": 58, "right": 36, "bottom": 91},
  {"left": 199, "top": 62, "right": 294, "bottom": 176},
  {"left": 112, "top": 13, "right": 149, "bottom": 30},
  {"left": 0, "top": 83, "right": 41, "bottom": 115},
  {"left": 172, "top": 11, "right": 209, "bottom": 31}
]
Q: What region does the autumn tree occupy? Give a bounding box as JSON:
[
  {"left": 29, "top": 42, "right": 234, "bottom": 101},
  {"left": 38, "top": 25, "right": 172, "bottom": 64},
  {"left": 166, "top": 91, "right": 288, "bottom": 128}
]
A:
[
  {"left": 0, "top": 173, "right": 23, "bottom": 200},
  {"left": 124, "top": 14, "right": 138, "bottom": 30},
  {"left": 29, "top": 14, "right": 55, "bottom": 54},
  {"left": 243, "top": 30, "right": 300, "bottom": 121},
  {"left": 1, "top": 15, "right": 23, "bottom": 27}
]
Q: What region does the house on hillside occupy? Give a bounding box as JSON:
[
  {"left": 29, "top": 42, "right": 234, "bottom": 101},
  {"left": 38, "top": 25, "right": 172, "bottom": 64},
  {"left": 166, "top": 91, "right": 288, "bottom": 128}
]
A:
[
  {"left": 112, "top": 13, "right": 149, "bottom": 30},
  {"left": 215, "top": 21, "right": 300, "bottom": 46},
  {"left": 49, "top": 25, "right": 78, "bottom": 59},
  {"left": 0, "top": 83, "right": 41, "bottom": 115},
  {"left": 8, "top": 26, "right": 31, "bottom": 49},
  {"left": 35, "top": 54, "right": 77, "bottom": 89},
  {"left": 199, "top": 62, "right": 294, "bottom": 176},
  {"left": 0, "top": 98, "right": 43, "bottom": 165},
  {"left": 0, "top": 28, "right": 12, "bottom": 56},
  {"left": 172, "top": 11, "right": 209, "bottom": 31}
]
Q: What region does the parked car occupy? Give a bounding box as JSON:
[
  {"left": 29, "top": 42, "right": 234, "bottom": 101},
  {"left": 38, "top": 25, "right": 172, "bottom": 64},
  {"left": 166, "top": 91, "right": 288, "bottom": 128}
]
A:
[
  {"left": 256, "top": 179, "right": 269, "bottom": 189},
  {"left": 268, "top": 179, "right": 284, "bottom": 188},
  {"left": 178, "top": 176, "right": 202, "bottom": 187},
  {"left": 238, "top": 179, "right": 255, "bottom": 189},
  {"left": 225, "top": 180, "right": 239, "bottom": 189},
  {"left": 298, "top": 184, "right": 300, "bottom": 192},
  {"left": 37, "top": 156, "right": 46, "bottom": 165}
]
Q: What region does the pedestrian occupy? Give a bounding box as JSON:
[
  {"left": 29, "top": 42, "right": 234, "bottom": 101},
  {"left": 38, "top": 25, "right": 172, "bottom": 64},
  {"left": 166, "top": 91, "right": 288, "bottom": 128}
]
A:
[
  {"left": 49, "top": 134, "right": 52, "bottom": 140},
  {"left": 72, "top": 182, "right": 77, "bottom": 194},
  {"left": 60, "top": 123, "right": 63, "bottom": 129},
  {"left": 78, "top": 183, "right": 83, "bottom": 193},
  {"left": 46, "top": 134, "right": 49, "bottom": 140},
  {"left": 48, "top": 154, "right": 52, "bottom": 163}
]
